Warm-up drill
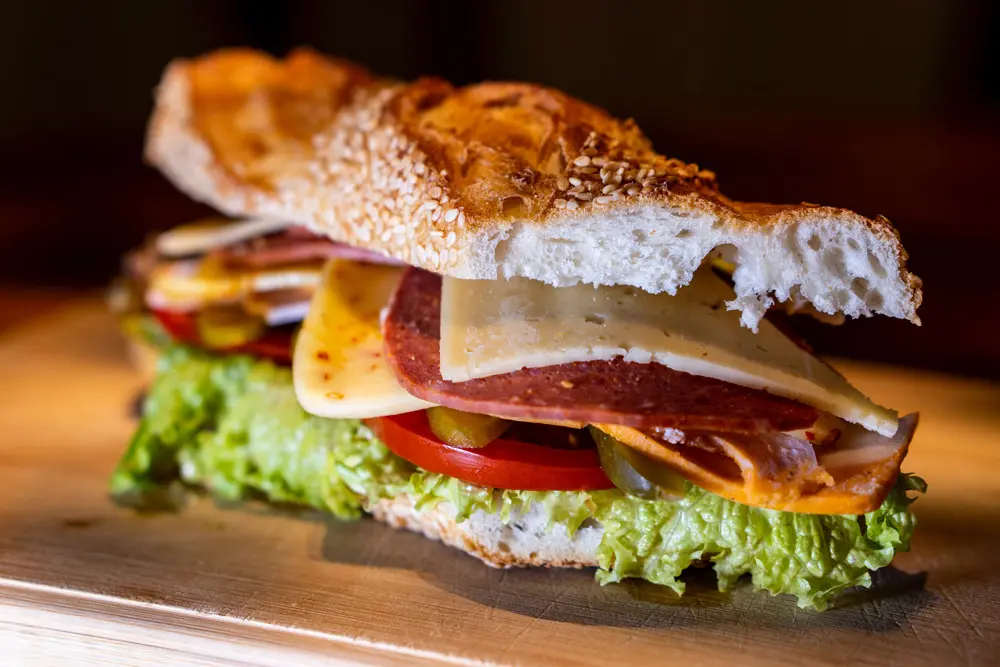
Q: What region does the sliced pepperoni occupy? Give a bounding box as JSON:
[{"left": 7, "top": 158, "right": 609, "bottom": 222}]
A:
[
  {"left": 215, "top": 228, "right": 402, "bottom": 270},
  {"left": 383, "top": 269, "right": 819, "bottom": 432}
]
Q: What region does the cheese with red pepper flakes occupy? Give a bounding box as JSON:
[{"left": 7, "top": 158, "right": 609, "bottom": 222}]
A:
[{"left": 294, "top": 260, "right": 434, "bottom": 419}]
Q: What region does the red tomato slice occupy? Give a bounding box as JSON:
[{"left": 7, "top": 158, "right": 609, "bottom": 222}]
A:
[
  {"left": 152, "top": 308, "right": 199, "bottom": 341},
  {"left": 365, "top": 411, "right": 613, "bottom": 491},
  {"left": 151, "top": 309, "right": 293, "bottom": 365}
]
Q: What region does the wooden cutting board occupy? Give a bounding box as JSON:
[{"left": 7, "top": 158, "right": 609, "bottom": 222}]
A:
[{"left": 2, "top": 302, "right": 999, "bottom": 666}]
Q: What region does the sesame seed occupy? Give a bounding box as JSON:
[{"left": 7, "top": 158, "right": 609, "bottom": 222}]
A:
[
  {"left": 595, "top": 195, "right": 612, "bottom": 205},
  {"left": 627, "top": 185, "right": 639, "bottom": 196},
  {"left": 568, "top": 177, "right": 582, "bottom": 187},
  {"left": 446, "top": 231, "right": 457, "bottom": 246},
  {"left": 430, "top": 230, "right": 444, "bottom": 237},
  {"left": 554, "top": 198, "right": 567, "bottom": 209},
  {"left": 444, "top": 208, "right": 459, "bottom": 223},
  {"left": 557, "top": 176, "right": 570, "bottom": 190},
  {"left": 566, "top": 199, "right": 579, "bottom": 210},
  {"left": 573, "top": 155, "right": 591, "bottom": 167},
  {"left": 579, "top": 167, "right": 597, "bottom": 174},
  {"left": 457, "top": 212, "right": 466, "bottom": 227},
  {"left": 591, "top": 157, "right": 607, "bottom": 167},
  {"left": 429, "top": 186, "right": 442, "bottom": 199},
  {"left": 573, "top": 192, "right": 593, "bottom": 201},
  {"left": 602, "top": 183, "right": 616, "bottom": 194}
]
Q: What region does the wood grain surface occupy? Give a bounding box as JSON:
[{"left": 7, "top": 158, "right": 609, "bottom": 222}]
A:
[{"left": 1, "top": 302, "right": 999, "bottom": 666}]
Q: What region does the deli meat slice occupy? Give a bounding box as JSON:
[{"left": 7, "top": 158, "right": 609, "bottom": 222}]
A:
[
  {"left": 595, "top": 414, "right": 917, "bottom": 514},
  {"left": 215, "top": 228, "right": 403, "bottom": 269},
  {"left": 383, "top": 268, "right": 819, "bottom": 432}
]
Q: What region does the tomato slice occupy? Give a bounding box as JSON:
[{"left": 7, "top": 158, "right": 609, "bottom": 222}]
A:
[
  {"left": 151, "top": 308, "right": 293, "bottom": 365},
  {"left": 152, "top": 308, "right": 199, "bottom": 342},
  {"left": 365, "top": 411, "right": 614, "bottom": 491}
]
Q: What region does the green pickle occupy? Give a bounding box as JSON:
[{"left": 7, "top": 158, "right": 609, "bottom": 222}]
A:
[
  {"left": 426, "top": 407, "right": 510, "bottom": 448},
  {"left": 590, "top": 427, "right": 686, "bottom": 500},
  {"left": 196, "top": 305, "right": 267, "bottom": 349}
]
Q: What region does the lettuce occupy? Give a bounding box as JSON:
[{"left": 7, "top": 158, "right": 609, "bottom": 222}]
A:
[
  {"left": 112, "top": 346, "right": 923, "bottom": 609},
  {"left": 110, "top": 346, "right": 413, "bottom": 519},
  {"left": 590, "top": 476, "right": 924, "bottom": 610}
]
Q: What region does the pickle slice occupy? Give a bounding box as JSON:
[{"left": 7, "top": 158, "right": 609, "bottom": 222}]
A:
[
  {"left": 590, "top": 427, "right": 686, "bottom": 500},
  {"left": 592, "top": 427, "right": 658, "bottom": 499},
  {"left": 427, "top": 407, "right": 510, "bottom": 449},
  {"left": 196, "top": 305, "right": 267, "bottom": 349}
]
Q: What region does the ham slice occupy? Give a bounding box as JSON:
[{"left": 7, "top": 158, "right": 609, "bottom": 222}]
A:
[
  {"left": 594, "top": 414, "right": 917, "bottom": 514},
  {"left": 215, "top": 228, "right": 402, "bottom": 269},
  {"left": 382, "top": 268, "right": 819, "bottom": 432}
]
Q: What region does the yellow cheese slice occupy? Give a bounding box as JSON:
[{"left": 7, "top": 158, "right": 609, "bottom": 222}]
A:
[
  {"left": 146, "top": 256, "right": 321, "bottom": 311},
  {"left": 293, "top": 260, "right": 435, "bottom": 419},
  {"left": 440, "top": 269, "right": 898, "bottom": 436}
]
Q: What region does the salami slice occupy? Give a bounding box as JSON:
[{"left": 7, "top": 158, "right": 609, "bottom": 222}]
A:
[
  {"left": 383, "top": 269, "right": 819, "bottom": 432},
  {"left": 216, "top": 228, "right": 403, "bottom": 269}
]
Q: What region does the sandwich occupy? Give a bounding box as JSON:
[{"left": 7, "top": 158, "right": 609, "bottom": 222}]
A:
[{"left": 110, "top": 48, "right": 926, "bottom": 610}]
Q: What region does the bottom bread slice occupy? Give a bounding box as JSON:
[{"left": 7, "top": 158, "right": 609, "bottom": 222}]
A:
[{"left": 370, "top": 494, "right": 602, "bottom": 569}]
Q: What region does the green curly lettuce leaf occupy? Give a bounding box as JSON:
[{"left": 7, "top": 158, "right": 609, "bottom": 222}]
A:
[
  {"left": 112, "top": 346, "right": 924, "bottom": 609},
  {"left": 110, "top": 346, "right": 413, "bottom": 519},
  {"left": 591, "top": 474, "right": 924, "bottom": 610}
]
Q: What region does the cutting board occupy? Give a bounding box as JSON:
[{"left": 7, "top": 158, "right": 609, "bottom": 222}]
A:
[{"left": 2, "top": 302, "right": 999, "bottom": 666}]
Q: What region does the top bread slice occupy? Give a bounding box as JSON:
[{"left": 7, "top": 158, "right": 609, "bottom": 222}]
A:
[{"left": 146, "top": 48, "right": 922, "bottom": 330}]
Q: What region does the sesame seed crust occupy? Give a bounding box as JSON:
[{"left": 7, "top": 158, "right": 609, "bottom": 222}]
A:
[{"left": 145, "top": 48, "right": 921, "bottom": 326}]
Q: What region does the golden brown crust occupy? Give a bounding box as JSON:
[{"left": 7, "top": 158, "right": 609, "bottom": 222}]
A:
[
  {"left": 146, "top": 49, "right": 922, "bottom": 325},
  {"left": 185, "top": 48, "right": 374, "bottom": 190},
  {"left": 386, "top": 78, "right": 719, "bottom": 226}
]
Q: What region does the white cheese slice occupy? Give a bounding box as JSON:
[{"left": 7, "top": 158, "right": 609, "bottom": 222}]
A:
[
  {"left": 244, "top": 290, "right": 313, "bottom": 326},
  {"left": 156, "top": 217, "right": 292, "bottom": 257},
  {"left": 440, "top": 269, "right": 898, "bottom": 436},
  {"left": 294, "top": 259, "right": 435, "bottom": 419}
]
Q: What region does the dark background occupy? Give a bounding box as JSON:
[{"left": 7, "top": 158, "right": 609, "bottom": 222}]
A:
[{"left": 1, "top": 0, "right": 998, "bottom": 378}]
